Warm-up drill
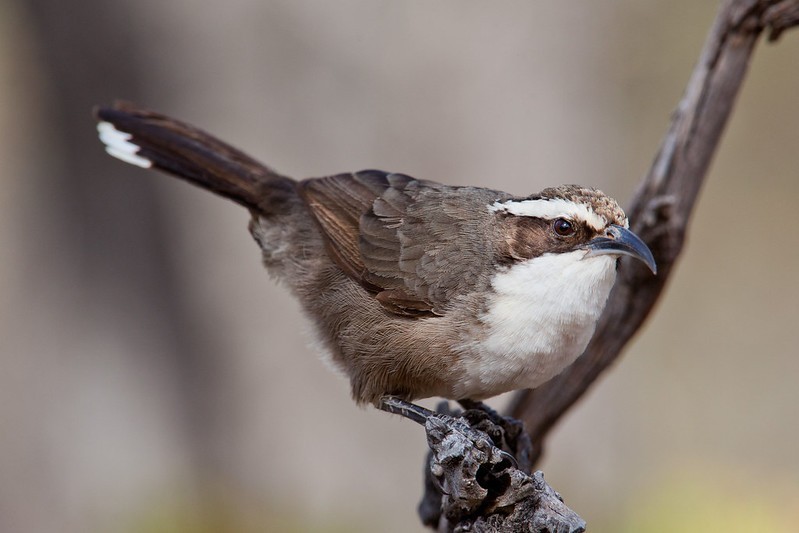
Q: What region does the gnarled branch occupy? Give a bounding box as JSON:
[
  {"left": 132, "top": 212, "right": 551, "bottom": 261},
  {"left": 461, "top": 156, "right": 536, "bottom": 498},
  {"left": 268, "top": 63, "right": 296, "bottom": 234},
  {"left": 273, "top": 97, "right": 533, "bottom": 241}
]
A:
[{"left": 508, "top": 0, "right": 799, "bottom": 465}]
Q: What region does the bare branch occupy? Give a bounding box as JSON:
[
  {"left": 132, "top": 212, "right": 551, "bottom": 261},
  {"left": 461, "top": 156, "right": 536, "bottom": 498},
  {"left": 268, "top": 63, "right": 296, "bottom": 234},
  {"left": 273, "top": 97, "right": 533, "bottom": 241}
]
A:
[
  {"left": 508, "top": 0, "right": 799, "bottom": 465},
  {"left": 419, "top": 408, "right": 585, "bottom": 532}
]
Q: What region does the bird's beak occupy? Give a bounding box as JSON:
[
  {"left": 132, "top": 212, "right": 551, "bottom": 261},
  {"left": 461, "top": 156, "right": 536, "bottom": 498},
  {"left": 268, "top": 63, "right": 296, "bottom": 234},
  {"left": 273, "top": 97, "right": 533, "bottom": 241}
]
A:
[{"left": 584, "top": 224, "right": 657, "bottom": 274}]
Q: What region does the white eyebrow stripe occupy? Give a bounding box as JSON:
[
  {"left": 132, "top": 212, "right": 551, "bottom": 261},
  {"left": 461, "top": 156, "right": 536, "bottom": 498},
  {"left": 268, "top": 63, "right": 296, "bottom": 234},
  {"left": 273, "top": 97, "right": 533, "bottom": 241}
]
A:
[
  {"left": 488, "top": 198, "right": 607, "bottom": 231},
  {"left": 97, "top": 121, "right": 152, "bottom": 168}
]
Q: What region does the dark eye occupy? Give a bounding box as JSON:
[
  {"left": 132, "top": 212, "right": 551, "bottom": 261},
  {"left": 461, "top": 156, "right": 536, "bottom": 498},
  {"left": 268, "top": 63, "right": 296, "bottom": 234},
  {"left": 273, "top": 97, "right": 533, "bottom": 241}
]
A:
[{"left": 553, "top": 218, "right": 575, "bottom": 237}]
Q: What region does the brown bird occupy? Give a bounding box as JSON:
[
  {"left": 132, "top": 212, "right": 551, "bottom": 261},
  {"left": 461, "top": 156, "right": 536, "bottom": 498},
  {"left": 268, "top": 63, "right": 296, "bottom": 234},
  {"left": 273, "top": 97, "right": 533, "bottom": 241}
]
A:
[{"left": 95, "top": 102, "right": 655, "bottom": 415}]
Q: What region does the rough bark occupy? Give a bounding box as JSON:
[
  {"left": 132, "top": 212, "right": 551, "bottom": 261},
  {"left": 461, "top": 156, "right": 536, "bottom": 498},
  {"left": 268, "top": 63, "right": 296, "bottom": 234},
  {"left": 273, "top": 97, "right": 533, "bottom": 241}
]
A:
[
  {"left": 423, "top": 414, "right": 584, "bottom": 533},
  {"left": 381, "top": 398, "right": 584, "bottom": 532},
  {"left": 508, "top": 0, "right": 799, "bottom": 466}
]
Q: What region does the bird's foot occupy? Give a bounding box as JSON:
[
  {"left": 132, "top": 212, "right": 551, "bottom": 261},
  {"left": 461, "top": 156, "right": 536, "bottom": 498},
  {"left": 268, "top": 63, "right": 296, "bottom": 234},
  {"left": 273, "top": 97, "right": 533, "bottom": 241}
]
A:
[
  {"left": 376, "top": 396, "right": 532, "bottom": 471},
  {"left": 456, "top": 399, "right": 532, "bottom": 473},
  {"left": 376, "top": 395, "right": 434, "bottom": 425},
  {"left": 420, "top": 400, "right": 583, "bottom": 531},
  {"left": 376, "top": 396, "right": 583, "bottom": 531}
]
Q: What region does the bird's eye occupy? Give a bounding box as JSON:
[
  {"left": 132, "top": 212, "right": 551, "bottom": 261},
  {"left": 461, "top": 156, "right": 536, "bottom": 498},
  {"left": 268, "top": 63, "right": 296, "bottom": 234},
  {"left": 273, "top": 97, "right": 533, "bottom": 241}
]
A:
[{"left": 553, "top": 218, "right": 575, "bottom": 237}]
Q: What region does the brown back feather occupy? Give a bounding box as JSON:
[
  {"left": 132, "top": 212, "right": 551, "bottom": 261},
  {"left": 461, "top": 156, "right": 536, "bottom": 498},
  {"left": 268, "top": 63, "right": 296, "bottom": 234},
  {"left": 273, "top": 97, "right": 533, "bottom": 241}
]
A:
[{"left": 299, "top": 171, "right": 506, "bottom": 317}]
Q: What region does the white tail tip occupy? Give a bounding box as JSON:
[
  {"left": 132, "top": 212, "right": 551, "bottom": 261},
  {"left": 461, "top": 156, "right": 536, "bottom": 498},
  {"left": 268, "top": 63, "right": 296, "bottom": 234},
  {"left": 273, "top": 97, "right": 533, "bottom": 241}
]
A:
[{"left": 97, "top": 121, "right": 152, "bottom": 169}]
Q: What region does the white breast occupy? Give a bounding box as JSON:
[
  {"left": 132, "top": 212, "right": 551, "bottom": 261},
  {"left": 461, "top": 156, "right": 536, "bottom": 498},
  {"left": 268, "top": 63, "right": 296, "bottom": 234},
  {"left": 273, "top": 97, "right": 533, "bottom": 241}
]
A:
[{"left": 456, "top": 251, "right": 617, "bottom": 399}]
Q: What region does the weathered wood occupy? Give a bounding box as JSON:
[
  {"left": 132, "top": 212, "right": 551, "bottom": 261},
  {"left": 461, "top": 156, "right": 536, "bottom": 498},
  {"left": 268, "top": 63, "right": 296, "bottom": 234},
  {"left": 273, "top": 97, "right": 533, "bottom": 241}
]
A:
[{"left": 412, "top": 403, "right": 584, "bottom": 532}]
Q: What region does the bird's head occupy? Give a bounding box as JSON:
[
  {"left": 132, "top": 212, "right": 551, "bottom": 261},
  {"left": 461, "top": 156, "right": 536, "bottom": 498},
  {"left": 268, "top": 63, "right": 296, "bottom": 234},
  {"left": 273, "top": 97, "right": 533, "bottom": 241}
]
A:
[{"left": 489, "top": 185, "right": 656, "bottom": 274}]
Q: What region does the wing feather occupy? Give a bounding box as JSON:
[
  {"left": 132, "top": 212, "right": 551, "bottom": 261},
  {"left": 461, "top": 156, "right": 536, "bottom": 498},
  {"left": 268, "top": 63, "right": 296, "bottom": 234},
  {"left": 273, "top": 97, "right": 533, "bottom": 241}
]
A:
[{"left": 299, "top": 170, "right": 506, "bottom": 316}]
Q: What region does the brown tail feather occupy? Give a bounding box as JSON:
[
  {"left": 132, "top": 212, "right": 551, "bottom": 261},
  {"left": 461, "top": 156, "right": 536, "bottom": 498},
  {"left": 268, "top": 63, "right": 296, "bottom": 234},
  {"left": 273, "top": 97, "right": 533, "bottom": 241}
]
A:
[{"left": 94, "top": 101, "right": 297, "bottom": 214}]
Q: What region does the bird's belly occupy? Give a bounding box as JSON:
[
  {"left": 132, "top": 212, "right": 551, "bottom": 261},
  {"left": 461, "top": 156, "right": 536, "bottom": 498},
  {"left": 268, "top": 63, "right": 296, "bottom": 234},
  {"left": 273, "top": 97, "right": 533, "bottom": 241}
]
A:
[{"left": 455, "top": 252, "right": 617, "bottom": 400}]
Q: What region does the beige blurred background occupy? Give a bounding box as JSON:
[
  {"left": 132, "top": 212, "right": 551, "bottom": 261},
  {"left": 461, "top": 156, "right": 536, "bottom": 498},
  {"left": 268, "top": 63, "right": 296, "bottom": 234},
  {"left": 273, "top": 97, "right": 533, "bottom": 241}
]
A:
[{"left": 1, "top": 1, "right": 798, "bottom": 531}]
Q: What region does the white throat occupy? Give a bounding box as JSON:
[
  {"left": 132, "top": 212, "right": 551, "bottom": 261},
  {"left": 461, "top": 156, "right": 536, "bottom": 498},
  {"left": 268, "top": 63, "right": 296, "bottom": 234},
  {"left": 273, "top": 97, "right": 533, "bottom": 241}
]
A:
[{"left": 458, "top": 251, "right": 617, "bottom": 399}]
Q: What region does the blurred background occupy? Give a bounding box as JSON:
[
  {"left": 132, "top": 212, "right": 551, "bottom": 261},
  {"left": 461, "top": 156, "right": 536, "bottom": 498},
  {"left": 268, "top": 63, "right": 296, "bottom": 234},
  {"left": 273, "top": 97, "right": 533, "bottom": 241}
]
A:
[{"left": 1, "top": 1, "right": 798, "bottom": 531}]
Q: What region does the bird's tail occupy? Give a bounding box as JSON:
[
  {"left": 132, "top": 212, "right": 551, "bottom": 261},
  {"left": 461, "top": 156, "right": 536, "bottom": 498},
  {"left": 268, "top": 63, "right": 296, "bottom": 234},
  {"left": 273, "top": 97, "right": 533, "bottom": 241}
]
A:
[{"left": 94, "top": 102, "right": 297, "bottom": 214}]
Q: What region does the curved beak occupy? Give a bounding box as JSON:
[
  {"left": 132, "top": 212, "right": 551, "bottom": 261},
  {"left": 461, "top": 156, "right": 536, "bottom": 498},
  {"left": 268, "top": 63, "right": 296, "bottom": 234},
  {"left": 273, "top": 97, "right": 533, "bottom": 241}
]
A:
[{"left": 585, "top": 225, "right": 657, "bottom": 274}]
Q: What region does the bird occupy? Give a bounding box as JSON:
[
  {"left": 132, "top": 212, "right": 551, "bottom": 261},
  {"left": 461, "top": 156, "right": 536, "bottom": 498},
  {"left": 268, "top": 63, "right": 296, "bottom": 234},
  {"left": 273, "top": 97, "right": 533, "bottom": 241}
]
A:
[{"left": 95, "top": 102, "right": 656, "bottom": 413}]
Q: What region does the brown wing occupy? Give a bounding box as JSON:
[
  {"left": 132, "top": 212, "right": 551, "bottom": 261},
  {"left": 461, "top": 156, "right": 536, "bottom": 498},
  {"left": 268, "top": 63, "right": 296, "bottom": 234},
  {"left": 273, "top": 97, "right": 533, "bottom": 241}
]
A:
[
  {"left": 298, "top": 170, "right": 505, "bottom": 317},
  {"left": 297, "top": 170, "right": 396, "bottom": 287}
]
